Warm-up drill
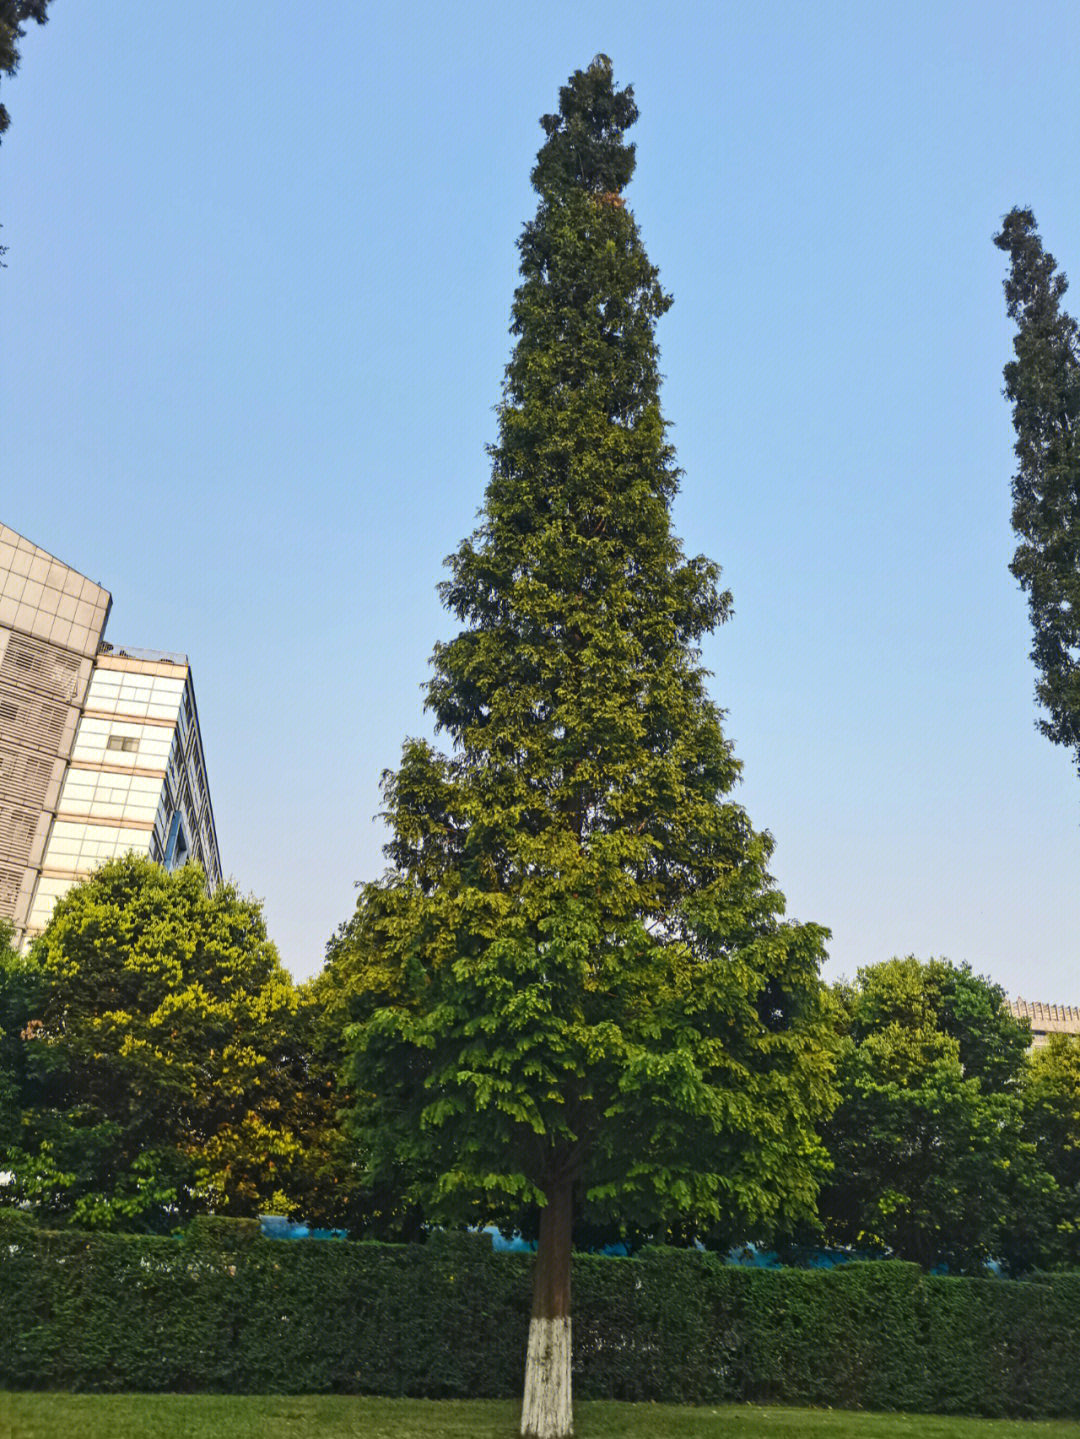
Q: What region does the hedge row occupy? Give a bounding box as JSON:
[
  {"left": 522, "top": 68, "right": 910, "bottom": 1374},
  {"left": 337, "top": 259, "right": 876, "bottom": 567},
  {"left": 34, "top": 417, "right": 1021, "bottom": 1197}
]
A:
[{"left": 2, "top": 1210, "right": 1078, "bottom": 1416}]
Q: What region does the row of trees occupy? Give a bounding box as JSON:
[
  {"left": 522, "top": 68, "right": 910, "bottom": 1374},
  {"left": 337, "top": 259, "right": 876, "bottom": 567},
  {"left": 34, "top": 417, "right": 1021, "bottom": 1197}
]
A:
[{"left": 3, "top": 853, "right": 1080, "bottom": 1281}]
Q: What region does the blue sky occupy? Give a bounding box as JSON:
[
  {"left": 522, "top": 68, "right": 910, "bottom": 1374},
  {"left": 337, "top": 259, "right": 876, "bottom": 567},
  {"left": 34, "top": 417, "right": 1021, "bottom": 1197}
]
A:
[{"left": 4, "top": 1, "right": 1079, "bottom": 993}]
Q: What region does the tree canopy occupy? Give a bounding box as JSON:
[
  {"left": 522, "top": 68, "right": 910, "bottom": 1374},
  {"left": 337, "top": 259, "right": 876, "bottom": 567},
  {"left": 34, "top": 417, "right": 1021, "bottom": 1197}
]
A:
[
  {"left": 1020, "top": 1033, "right": 1080, "bottom": 1269},
  {"left": 0, "top": 918, "right": 37, "bottom": 1153},
  {"left": 995, "top": 209, "right": 1080, "bottom": 772},
  {"left": 0, "top": 854, "right": 328, "bottom": 1232},
  {"left": 817, "top": 957, "right": 1042, "bottom": 1272}
]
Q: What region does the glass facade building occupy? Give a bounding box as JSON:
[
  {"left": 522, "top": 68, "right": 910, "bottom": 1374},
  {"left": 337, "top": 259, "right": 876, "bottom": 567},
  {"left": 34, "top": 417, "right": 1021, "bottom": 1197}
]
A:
[{"left": 0, "top": 524, "right": 221, "bottom": 946}]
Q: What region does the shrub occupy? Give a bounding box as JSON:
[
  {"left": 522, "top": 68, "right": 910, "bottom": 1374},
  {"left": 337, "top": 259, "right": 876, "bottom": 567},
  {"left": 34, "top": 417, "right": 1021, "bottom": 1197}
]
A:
[{"left": 2, "top": 1212, "right": 1079, "bottom": 1415}]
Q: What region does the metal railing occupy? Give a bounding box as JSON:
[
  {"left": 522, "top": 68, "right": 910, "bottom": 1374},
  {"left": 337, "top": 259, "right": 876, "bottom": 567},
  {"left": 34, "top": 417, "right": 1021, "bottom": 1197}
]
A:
[{"left": 97, "top": 643, "right": 188, "bottom": 667}]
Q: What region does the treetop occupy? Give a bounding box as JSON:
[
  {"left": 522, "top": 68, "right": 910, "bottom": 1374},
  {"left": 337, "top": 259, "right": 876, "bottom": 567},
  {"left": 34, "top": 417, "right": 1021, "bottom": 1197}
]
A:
[
  {"left": 994, "top": 208, "right": 1073, "bottom": 327},
  {"left": 994, "top": 208, "right": 1080, "bottom": 769},
  {"left": 531, "top": 54, "right": 638, "bottom": 199}
]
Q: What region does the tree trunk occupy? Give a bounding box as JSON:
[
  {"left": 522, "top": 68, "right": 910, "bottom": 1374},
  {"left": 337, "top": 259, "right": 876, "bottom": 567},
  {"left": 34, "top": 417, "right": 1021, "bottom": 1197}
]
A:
[{"left": 520, "top": 1176, "right": 573, "bottom": 1439}]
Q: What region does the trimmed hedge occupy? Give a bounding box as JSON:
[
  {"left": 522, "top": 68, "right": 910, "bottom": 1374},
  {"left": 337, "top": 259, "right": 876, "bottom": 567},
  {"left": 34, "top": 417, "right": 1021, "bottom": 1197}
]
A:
[{"left": 2, "top": 1211, "right": 1079, "bottom": 1416}]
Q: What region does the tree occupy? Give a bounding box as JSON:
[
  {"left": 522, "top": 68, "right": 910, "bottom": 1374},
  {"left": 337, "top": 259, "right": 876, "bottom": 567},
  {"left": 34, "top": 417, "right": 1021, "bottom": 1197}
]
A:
[
  {"left": 0, "top": 918, "right": 39, "bottom": 1151},
  {"left": 1, "top": 854, "right": 324, "bottom": 1231},
  {"left": 339, "top": 56, "right": 837, "bottom": 1439},
  {"left": 299, "top": 919, "right": 432, "bottom": 1242},
  {"left": 995, "top": 210, "right": 1080, "bottom": 772},
  {"left": 0, "top": 1, "right": 50, "bottom": 143},
  {"left": 0, "top": 1, "right": 51, "bottom": 262},
  {"left": 818, "top": 957, "right": 1046, "bottom": 1271},
  {"left": 1021, "top": 1034, "right": 1080, "bottom": 1267}
]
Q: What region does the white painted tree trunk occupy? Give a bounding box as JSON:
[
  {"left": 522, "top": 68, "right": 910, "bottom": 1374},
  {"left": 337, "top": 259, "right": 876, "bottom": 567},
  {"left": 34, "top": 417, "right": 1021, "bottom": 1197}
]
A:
[
  {"left": 520, "top": 1315, "right": 572, "bottom": 1439},
  {"left": 521, "top": 1175, "right": 574, "bottom": 1438}
]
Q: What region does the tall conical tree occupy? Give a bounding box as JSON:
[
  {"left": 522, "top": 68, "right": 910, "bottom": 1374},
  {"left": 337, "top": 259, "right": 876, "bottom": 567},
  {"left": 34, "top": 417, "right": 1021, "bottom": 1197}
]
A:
[
  {"left": 341, "top": 57, "right": 835, "bottom": 1439},
  {"left": 995, "top": 209, "right": 1080, "bottom": 772}
]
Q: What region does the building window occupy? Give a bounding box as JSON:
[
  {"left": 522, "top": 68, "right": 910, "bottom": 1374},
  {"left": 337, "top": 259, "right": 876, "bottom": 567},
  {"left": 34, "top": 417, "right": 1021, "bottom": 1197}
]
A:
[{"left": 106, "top": 735, "right": 139, "bottom": 753}]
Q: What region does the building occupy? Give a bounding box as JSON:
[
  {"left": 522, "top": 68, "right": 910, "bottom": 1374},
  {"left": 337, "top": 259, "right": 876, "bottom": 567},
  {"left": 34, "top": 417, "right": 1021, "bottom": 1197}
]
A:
[
  {"left": 1008, "top": 998, "right": 1080, "bottom": 1048},
  {"left": 0, "top": 523, "right": 220, "bottom": 947}
]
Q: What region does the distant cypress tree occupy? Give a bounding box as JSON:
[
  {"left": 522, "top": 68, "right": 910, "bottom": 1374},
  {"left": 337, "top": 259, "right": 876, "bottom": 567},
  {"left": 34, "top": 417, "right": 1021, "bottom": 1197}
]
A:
[
  {"left": 341, "top": 57, "right": 835, "bottom": 1439},
  {"left": 995, "top": 210, "right": 1080, "bottom": 771}
]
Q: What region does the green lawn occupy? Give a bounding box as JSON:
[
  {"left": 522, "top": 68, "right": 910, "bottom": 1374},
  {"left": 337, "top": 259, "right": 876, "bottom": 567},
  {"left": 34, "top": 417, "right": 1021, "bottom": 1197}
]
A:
[{"left": 1, "top": 1396, "right": 1079, "bottom": 1439}]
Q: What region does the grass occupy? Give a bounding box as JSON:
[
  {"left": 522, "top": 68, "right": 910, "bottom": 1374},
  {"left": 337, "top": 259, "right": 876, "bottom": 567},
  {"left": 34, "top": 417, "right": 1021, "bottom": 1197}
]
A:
[{"left": 1, "top": 1395, "right": 1080, "bottom": 1439}]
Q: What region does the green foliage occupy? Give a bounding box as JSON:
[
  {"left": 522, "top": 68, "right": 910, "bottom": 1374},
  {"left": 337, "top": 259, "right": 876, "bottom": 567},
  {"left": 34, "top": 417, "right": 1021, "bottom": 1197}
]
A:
[
  {"left": 0, "top": 1, "right": 49, "bottom": 142},
  {"left": 530, "top": 54, "right": 639, "bottom": 198},
  {"left": 4, "top": 1217, "right": 1080, "bottom": 1418},
  {"left": 1020, "top": 1036, "right": 1080, "bottom": 1266},
  {"left": 994, "top": 210, "right": 1080, "bottom": 772},
  {"left": 302, "top": 927, "right": 429, "bottom": 1240},
  {"left": 921, "top": 1274, "right": 1073, "bottom": 1418},
  {"left": 338, "top": 56, "right": 836, "bottom": 1257},
  {"left": 818, "top": 958, "right": 1045, "bottom": 1271},
  {"left": 0, "top": 854, "right": 332, "bottom": 1231},
  {"left": 0, "top": 918, "right": 39, "bottom": 1147}
]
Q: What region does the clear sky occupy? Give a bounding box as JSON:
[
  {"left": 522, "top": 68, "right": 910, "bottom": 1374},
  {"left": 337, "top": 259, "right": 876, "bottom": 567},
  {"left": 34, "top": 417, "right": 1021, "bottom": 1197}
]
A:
[{"left": 3, "top": 2, "right": 1079, "bottom": 994}]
